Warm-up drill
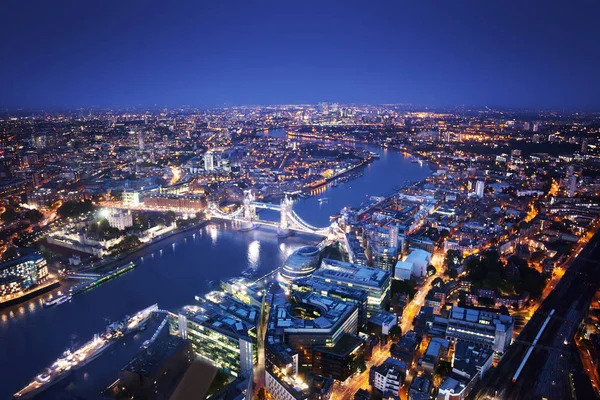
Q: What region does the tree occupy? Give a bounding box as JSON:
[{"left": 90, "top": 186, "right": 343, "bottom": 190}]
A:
[
  {"left": 391, "top": 279, "right": 416, "bottom": 300},
  {"left": 57, "top": 200, "right": 95, "bottom": 218},
  {"left": 440, "top": 229, "right": 450, "bottom": 241},
  {"left": 1, "top": 207, "right": 18, "bottom": 223},
  {"left": 436, "top": 360, "right": 452, "bottom": 377},
  {"left": 444, "top": 250, "right": 462, "bottom": 269},
  {"left": 389, "top": 325, "right": 402, "bottom": 342},
  {"left": 427, "top": 264, "right": 437, "bottom": 276},
  {"left": 1, "top": 246, "right": 20, "bottom": 260},
  {"left": 24, "top": 209, "right": 44, "bottom": 224}
]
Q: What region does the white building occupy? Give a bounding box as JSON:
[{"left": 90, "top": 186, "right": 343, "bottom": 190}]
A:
[
  {"left": 370, "top": 358, "right": 405, "bottom": 398},
  {"left": 475, "top": 180, "right": 485, "bottom": 198},
  {"left": 394, "top": 261, "right": 413, "bottom": 281},
  {"left": 203, "top": 152, "right": 214, "bottom": 171},
  {"left": 107, "top": 209, "right": 133, "bottom": 231},
  {"left": 122, "top": 191, "right": 141, "bottom": 207},
  {"left": 404, "top": 249, "right": 432, "bottom": 278}
]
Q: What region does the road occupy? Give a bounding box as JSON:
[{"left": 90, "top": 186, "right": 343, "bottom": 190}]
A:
[
  {"left": 331, "top": 341, "right": 393, "bottom": 400},
  {"left": 331, "top": 250, "right": 444, "bottom": 399}
]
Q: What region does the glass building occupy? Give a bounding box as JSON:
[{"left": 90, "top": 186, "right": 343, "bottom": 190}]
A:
[
  {"left": 0, "top": 253, "right": 48, "bottom": 297},
  {"left": 280, "top": 246, "right": 321, "bottom": 282},
  {"left": 169, "top": 305, "right": 256, "bottom": 377}
]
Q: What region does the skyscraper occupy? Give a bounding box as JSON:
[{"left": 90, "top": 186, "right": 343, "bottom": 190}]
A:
[
  {"left": 138, "top": 131, "right": 144, "bottom": 151},
  {"left": 475, "top": 180, "right": 485, "bottom": 198},
  {"left": 567, "top": 165, "right": 577, "bottom": 197},
  {"left": 204, "top": 152, "right": 214, "bottom": 171}
]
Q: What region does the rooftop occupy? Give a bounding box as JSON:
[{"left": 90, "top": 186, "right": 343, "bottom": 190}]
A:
[{"left": 316, "top": 258, "right": 390, "bottom": 288}]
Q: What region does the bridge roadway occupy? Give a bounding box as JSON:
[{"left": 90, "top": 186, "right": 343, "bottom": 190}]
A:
[
  {"left": 208, "top": 201, "right": 333, "bottom": 236},
  {"left": 474, "top": 229, "right": 600, "bottom": 400}
]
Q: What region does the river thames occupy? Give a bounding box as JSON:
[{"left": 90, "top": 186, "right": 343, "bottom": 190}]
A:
[{"left": 0, "top": 130, "right": 431, "bottom": 399}]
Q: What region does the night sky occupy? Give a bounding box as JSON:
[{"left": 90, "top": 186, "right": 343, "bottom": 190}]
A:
[{"left": 1, "top": 0, "right": 599, "bottom": 109}]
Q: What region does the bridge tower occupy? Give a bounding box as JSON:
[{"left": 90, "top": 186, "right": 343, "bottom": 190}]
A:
[
  {"left": 277, "top": 195, "right": 292, "bottom": 238},
  {"left": 243, "top": 190, "right": 256, "bottom": 220}
]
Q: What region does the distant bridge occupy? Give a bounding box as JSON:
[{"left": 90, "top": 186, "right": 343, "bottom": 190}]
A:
[{"left": 208, "top": 191, "right": 336, "bottom": 236}]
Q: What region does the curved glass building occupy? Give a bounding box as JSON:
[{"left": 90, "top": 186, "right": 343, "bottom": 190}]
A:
[{"left": 280, "top": 246, "right": 320, "bottom": 282}]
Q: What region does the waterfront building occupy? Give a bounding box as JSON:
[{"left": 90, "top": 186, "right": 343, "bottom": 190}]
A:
[
  {"left": 144, "top": 193, "right": 207, "bottom": 211},
  {"left": 120, "top": 335, "right": 193, "bottom": 400},
  {"left": 0, "top": 253, "right": 48, "bottom": 298},
  {"left": 170, "top": 305, "right": 256, "bottom": 377},
  {"left": 314, "top": 258, "right": 391, "bottom": 315},
  {"left": 369, "top": 357, "right": 406, "bottom": 399},
  {"left": 444, "top": 306, "right": 514, "bottom": 354},
  {"left": 280, "top": 246, "right": 321, "bottom": 282}
]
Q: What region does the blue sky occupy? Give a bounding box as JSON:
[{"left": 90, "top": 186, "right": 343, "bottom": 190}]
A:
[{"left": 1, "top": 0, "right": 599, "bottom": 109}]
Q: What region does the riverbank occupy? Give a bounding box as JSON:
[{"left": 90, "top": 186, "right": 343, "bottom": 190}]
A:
[
  {"left": 0, "top": 279, "right": 60, "bottom": 310},
  {"left": 92, "top": 220, "right": 211, "bottom": 274}
]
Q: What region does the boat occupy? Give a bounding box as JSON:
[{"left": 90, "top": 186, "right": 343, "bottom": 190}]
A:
[
  {"left": 44, "top": 295, "right": 71, "bottom": 308},
  {"left": 73, "top": 340, "right": 112, "bottom": 370},
  {"left": 241, "top": 267, "right": 259, "bottom": 278},
  {"left": 318, "top": 197, "right": 329, "bottom": 204}
]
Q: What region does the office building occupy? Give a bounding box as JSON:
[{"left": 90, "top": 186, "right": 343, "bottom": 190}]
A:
[
  {"left": 475, "top": 180, "right": 485, "bottom": 198},
  {"left": 314, "top": 259, "right": 391, "bottom": 316},
  {"left": 394, "top": 260, "right": 413, "bottom": 281},
  {"left": 0, "top": 253, "right": 49, "bottom": 297},
  {"left": 372, "top": 245, "right": 397, "bottom": 272},
  {"left": 119, "top": 335, "right": 193, "bottom": 400},
  {"left": 367, "top": 311, "right": 398, "bottom": 338},
  {"left": 204, "top": 152, "right": 215, "bottom": 171},
  {"left": 444, "top": 307, "right": 514, "bottom": 353},
  {"left": 291, "top": 278, "right": 369, "bottom": 330},
  {"left": 170, "top": 305, "right": 256, "bottom": 377},
  {"left": 312, "top": 333, "right": 364, "bottom": 381},
  {"left": 268, "top": 291, "right": 358, "bottom": 371},
  {"left": 404, "top": 249, "right": 432, "bottom": 278},
  {"left": 436, "top": 342, "right": 493, "bottom": 400}
]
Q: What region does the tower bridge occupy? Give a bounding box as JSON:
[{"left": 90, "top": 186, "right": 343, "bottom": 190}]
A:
[{"left": 208, "top": 190, "right": 336, "bottom": 236}]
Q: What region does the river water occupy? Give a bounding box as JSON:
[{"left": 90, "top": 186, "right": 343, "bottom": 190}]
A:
[{"left": 0, "top": 129, "right": 431, "bottom": 399}]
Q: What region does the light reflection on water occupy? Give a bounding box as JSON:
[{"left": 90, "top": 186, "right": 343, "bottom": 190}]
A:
[{"left": 248, "top": 240, "right": 261, "bottom": 269}]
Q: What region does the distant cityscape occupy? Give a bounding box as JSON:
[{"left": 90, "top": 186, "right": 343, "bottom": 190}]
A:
[{"left": 1, "top": 104, "right": 600, "bottom": 400}]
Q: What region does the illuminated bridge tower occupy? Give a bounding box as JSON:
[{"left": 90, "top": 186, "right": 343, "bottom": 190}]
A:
[
  {"left": 243, "top": 190, "right": 256, "bottom": 221},
  {"left": 278, "top": 195, "right": 292, "bottom": 238}
]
